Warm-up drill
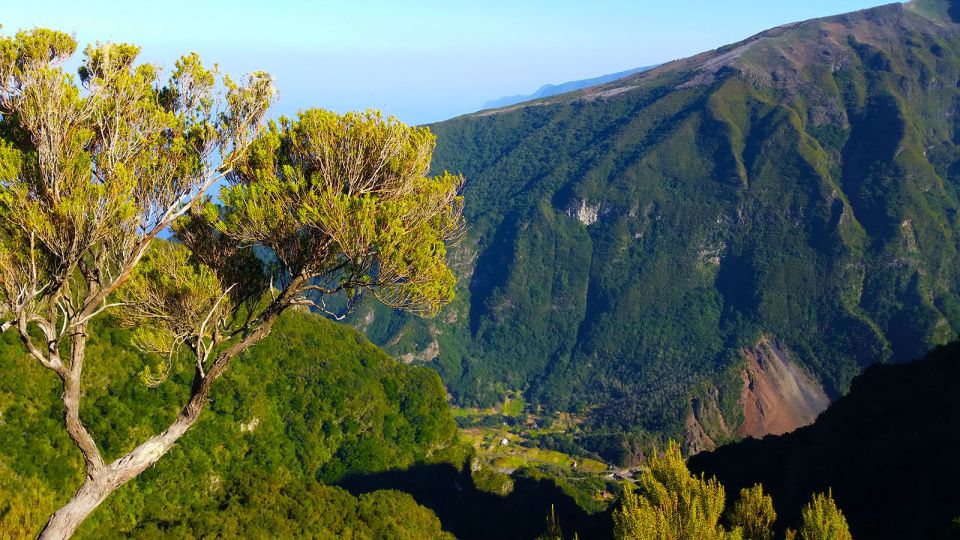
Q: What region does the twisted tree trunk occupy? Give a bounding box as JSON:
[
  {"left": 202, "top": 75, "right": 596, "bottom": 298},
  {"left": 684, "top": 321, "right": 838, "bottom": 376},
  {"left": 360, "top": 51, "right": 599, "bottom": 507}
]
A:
[
  {"left": 38, "top": 314, "right": 281, "bottom": 539},
  {"left": 39, "top": 404, "right": 196, "bottom": 539},
  {"left": 39, "top": 477, "right": 111, "bottom": 540}
]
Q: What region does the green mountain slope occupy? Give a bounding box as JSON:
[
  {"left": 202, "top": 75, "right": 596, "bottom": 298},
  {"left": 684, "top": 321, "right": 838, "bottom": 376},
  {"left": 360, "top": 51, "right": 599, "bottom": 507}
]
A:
[
  {"left": 689, "top": 339, "right": 960, "bottom": 540},
  {"left": 0, "top": 312, "right": 460, "bottom": 538},
  {"left": 356, "top": 0, "right": 960, "bottom": 462}
]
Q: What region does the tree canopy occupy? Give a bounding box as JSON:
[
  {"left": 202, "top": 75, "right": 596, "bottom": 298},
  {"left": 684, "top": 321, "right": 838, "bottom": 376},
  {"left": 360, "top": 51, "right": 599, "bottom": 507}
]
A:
[
  {"left": 613, "top": 442, "right": 729, "bottom": 540},
  {"left": 0, "top": 311, "right": 462, "bottom": 538},
  {"left": 0, "top": 26, "right": 463, "bottom": 538},
  {"left": 611, "top": 442, "right": 850, "bottom": 540}
]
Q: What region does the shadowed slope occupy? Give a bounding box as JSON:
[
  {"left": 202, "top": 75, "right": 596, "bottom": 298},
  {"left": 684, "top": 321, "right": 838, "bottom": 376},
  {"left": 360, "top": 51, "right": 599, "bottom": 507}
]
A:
[
  {"left": 355, "top": 0, "right": 960, "bottom": 461},
  {"left": 339, "top": 463, "right": 612, "bottom": 540},
  {"left": 690, "top": 340, "right": 960, "bottom": 540}
]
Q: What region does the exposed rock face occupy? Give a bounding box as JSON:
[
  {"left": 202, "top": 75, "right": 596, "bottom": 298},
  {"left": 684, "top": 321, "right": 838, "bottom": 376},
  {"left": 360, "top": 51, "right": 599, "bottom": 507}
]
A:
[
  {"left": 398, "top": 339, "right": 440, "bottom": 364},
  {"left": 689, "top": 339, "right": 960, "bottom": 540},
  {"left": 685, "top": 387, "right": 733, "bottom": 455},
  {"left": 568, "top": 199, "right": 599, "bottom": 225},
  {"left": 685, "top": 411, "right": 716, "bottom": 455},
  {"left": 737, "top": 336, "right": 830, "bottom": 438}
]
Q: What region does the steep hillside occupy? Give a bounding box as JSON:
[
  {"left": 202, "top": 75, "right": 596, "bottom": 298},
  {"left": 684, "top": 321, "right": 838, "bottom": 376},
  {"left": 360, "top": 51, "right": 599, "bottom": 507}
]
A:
[
  {"left": 0, "top": 312, "right": 461, "bottom": 538},
  {"left": 357, "top": 0, "right": 960, "bottom": 461},
  {"left": 689, "top": 339, "right": 960, "bottom": 540},
  {"left": 736, "top": 336, "right": 830, "bottom": 439}
]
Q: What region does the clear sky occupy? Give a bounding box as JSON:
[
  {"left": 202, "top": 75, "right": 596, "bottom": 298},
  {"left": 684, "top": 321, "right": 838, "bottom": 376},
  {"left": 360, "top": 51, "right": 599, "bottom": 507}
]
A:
[{"left": 4, "top": 0, "right": 898, "bottom": 125}]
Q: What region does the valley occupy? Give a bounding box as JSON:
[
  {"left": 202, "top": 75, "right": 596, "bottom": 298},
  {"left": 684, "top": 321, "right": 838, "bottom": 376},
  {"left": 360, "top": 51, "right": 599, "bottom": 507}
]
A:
[
  {"left": 354, "top": 0, "right": 960, "bottom": 464},
  {"left": 4, "top": 0, "right": 960, "bottom": 538}
]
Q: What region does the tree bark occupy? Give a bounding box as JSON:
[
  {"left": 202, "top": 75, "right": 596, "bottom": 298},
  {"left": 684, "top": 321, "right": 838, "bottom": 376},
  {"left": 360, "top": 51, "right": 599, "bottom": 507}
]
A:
[
  {"left": 38, "top": 412, "right": 195, "bottom": 539},
  {"left": 61, "top": 327, "right": 105, "bottom": 473},
  {"left": 38, "top": 310, "right": 283, "bottom": 539},
  {"left": 37, "top": 476, "right": 112, "bottom": 540}
]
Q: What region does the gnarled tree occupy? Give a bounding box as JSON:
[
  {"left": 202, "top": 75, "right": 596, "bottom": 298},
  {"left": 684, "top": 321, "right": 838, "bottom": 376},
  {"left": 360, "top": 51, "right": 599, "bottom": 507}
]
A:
[{"left": 0, "top": 28, "right": 463, "bottom": 539}]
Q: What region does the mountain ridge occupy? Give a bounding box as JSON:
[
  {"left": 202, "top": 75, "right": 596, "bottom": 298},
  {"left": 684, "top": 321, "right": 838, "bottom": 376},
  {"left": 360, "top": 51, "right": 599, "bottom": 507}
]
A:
[
  {"left": 480, "top": 65, "right": 655, "bottom": 110},
  {"left": 353, "top": 0, "right": 960, "bottom": 462},
  {"left": 472, "top": 1, "right": 956, "bottom": 115}
]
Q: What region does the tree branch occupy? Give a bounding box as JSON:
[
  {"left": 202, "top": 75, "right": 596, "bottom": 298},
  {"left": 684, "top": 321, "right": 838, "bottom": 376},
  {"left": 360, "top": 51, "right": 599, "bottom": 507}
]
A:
[
  {"left": 17, "top": 318, "right": 65, "bottom": 376},
  {"left": 78, "top": 167, "right": 233, "bottom": 323},
  {"left": 61, "top": 324, "right": 105, "bottom": 473}
]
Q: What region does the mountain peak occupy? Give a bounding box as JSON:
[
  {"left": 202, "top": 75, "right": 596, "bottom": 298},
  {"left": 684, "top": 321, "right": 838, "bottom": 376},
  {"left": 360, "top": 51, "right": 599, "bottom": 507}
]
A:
[
  {"left": 374, "top": 0, "right": 960, "bottom": 463},
  {"left": 908, "top": 0, "right": 960, "bottom": 23}
]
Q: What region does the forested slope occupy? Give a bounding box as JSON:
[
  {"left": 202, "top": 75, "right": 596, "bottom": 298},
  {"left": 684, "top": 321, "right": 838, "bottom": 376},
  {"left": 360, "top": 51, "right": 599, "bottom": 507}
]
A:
[
  {"left": 0, "top": 312, "right": 461, "bottom": 538},
  {"left": 357, "top": 0, "right": 960, "bottom": 461}
]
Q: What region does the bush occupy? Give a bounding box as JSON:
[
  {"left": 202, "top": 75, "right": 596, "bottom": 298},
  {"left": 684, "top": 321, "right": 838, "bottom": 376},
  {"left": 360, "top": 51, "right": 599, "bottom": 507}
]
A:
[
  {"left": 727, "top": 484, "right": 775, "bottom": 540},
  {"left": 797, "top": 490, "right": 852, "bottom": 540},
  {"left": 612, "top": 442, "right": 728, "bottom": 540}
]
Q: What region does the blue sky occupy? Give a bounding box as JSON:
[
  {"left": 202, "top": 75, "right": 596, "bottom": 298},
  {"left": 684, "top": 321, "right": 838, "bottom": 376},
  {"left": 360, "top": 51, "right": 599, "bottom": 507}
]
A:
[{"left": 4, "top": 0, "right": 896, "bottom": 125}]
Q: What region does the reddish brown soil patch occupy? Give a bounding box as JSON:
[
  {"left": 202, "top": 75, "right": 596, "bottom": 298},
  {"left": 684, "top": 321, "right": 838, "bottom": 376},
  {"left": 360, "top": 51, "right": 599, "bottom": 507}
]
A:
[{"left": 737, "top": 336, "right": 830, "bottom": 438}]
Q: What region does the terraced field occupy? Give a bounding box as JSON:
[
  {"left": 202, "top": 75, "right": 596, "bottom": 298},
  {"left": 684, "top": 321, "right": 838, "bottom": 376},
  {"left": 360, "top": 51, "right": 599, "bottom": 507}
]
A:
[{"left": 461, "top": 427, "right": 608, "bottom": 474}]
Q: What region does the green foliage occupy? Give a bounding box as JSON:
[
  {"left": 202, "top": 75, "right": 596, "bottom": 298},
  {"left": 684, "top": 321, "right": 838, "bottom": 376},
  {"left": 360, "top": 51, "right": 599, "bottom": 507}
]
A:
[
  {"left": 124, "top": 474, "right": 454, "bottom": 539},
  {"left": 0, "top": 27, "right": 280, "bottom": 534},
  {"left": 470, "top": 461, "right": 515, "bottom": 496},
  {"left": 355, "top": 489, "right": 456, "bottom": 540},
  {"left": 0, "top": 462, "right": 56, "bottom": 539},
  {"left": 512, "top": 464, "right": 613, "bottom": 515},
  {"left": 608, "top": 442, "right": 859, "bottom": 540},
  {"left": 727, "top": 485, "right": 776, "bottom": 540},
  {"left": 352, "top": 0, "right": 960, "bottom": 462},
  {"left": 115, "top": 242, "right": 237, "bottom": 384},
  {"left": 537, "top": 505, "right": 566, "bottom": 540},
  {"left": 0, "top": 30, "right": 272, "bottom": 305},
  {"left": 612, "top": 442, "right": 729, "bottom": 540},
  {"left": 798, "top": 490, "right": 852, "bottom": 540},
  {"left": 211, "top": 107, "right": 465, "bottom": 317},
  {"left": 688, "top": 340, "right": 960, "bottom": 539},
  {"left": 0, "top": 26, "right": 464, "bottom": 536},
  {"left": 0, "top": 311, "right": 460, "bottom": 537}
]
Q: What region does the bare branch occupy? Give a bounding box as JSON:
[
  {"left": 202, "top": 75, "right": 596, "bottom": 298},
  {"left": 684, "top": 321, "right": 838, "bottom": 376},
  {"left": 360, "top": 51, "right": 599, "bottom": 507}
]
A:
[
  {"left": 292, "top": 297, "right": 348, "bottom": 321},
  {"left": 16, "top": 318, "right": 65, "bottom": 376},
  {"left": 73, "top": 302, "right": 127, "bottom": 328}
]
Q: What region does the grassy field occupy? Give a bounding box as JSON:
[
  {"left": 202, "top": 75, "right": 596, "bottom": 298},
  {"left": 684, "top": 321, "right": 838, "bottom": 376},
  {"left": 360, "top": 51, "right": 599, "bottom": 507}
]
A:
[
  {"left": 459, "top": 413, "right": 618, "bottom": 513},
  {"left": 457, "top": 402, "right": 609, "bottom": 475}
]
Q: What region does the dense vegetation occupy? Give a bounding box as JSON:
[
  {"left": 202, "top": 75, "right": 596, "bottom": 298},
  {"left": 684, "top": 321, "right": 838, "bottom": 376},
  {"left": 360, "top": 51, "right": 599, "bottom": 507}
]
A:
[
  {"left": 4, "top": 2, "right": 960, "bottom": 537},
  {"left": 608, "top": 441, "right": 850, "bottom": 540},
  {"left": 354, "top": 0, "right": 960, "bottom": 461},
  {"left": 0, "top": 27, "right": 464, "bottom": 535},
  {"left": 0, "top": 311, "right": 462, "bottom": 538},
  {"left": 690, "top": 339, "right": 960, "bottom": 539}
]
